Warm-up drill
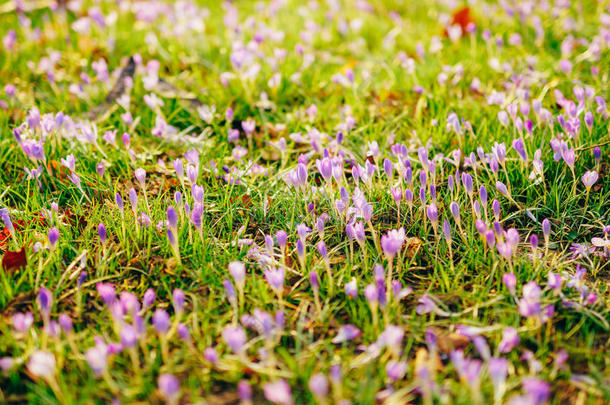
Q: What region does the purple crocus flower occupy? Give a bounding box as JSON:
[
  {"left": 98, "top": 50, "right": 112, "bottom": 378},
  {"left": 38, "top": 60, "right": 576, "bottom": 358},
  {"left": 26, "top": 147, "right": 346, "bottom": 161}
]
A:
[
  {"left": 229, "top": 261, "right": 246, "bottom": 290},
  {"left": 222, "top": 325, "right": 247, "bottom": 353},
  {"left": 386, "top": 360, "right": 407, "bottom": 382},
  {"left": 85, "top": 342, "right": 108, "bottom": 377},
  {"left": 332, "top": 324, "right": 361, "bottom": 343},
  {"left": 593, "top": 146, "right": 601, "bottom": 164},
  {"left": 96, "top": 282, "right": 116, "bottom": 305},
  {"left": 120, "top": 324, "right": 138, "bottom": 348},
  {"left": 309, "top": 271, "right": 320, "bottom": 291},
  {"left": 48, "top": 227, "right": 59, "bottom": 249},
  {"left": 172, "top": 289, "right": 185, "bottom": 314},
  {"left": 498, "top": 327, "right": 519, "bottom": 353},
  {"left": 12, "top": 312, "right": 34, "bottom": 334},
  {"left": 152, "top": 309, "right": 171, "bottom": 334},
  {"left": 345, "top": 278, "right": 357, "bottom": 298},
  {"left": 276, "top": 230, "right": 288, "bottom": 247},
  {"left": 426, "top": 204, "right": 438, "bottom": 225},
  {"left": 512, "top": 137, "right": 527, "bottom": 162},
  {"left": 496, "top": 181, "right": 510, "bottom": 198},
  {"left": 450, "top": 201, "right": 460, "bottom": 223},
  {"left": 142, "top": 288, "right": 155, "bottom": 308},
  {"left": 547, "top": 272, "right": 562, "bottom": 292},
  {"left": 58, "top": 313, "right": 73, "bottom": 335},
  {"left": 264, "top": 267, "right": 285, "bottom": 293},
  {"left": 134, "top": 168, "right": 146, "bottom": 186},
  {"left": 582, "top": 171, "right": 598, "bottom": 190},
  {"left": 488, "top": 357, "right": 508, "bottom": 399},
  {"left": 115, "top": 193, "right": 124, "bottom": 212},
  {"left": 519, "top": 282, "right": 542, "bottom": 318},
  {"left": 1, "top": 208, "right": 14, "bottom": 233},
  {"left": 27, "top": 350, "right": 56, "bottom": 379},
  {"left": 501, "top": 273, "right": 516, "bottom": 295},
  {"left": 158, "top": 374, "right": 180, "bottom": 402},
  {"left": 521, "top": 378, "right": 551, "bottom": 405},
  {"left": 238, "top": 380, "right": 252, "bottom": 403},
  {"left": 98, "top": 223, "right": 107, "bottom": 244},
  {"left": 204, "top": 347, "right": 218, "bottom": 364},
  {"left": 129, "top": 188, "right": 138, "bottom": 214},
  {"left": 309, "top": 373, "right": 329, "bottom": 399},
  {"left": 381, "top": 228, "right": 405, "bottom": 258},
  {"left": 416, "top": 294, "right": 448, "bottom": 316},
  {"left": 37, "top": 287, "right": 53, "bottom": 319},
  {"left": 263, "top": 379, "right": 293, "bottom": 405},
  {"left": 316, "top": 157, "right": 333, "bottom": 182}
]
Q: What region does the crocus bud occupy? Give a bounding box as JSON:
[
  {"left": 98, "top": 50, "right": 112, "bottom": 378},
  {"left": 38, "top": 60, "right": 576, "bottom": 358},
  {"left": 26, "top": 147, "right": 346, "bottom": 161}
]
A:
[
  {"left": 229, "top": 261, "right": 246, "bottom": 290},
  {"left": 442, "top": 220, "right": 451, "bottom": 242},
  {"left": 158, "top": 374, "right": 180, "bottom": 403},
  {"left": 542, "top": 218, "right": 551, "bottom": 241},
  {"left": 593, "top": 146, "right": 601, "bottom": 164},
  {"left": 496, "top": 181, "right": 509, "bottom": 197},
  {"left": 120, "top": 324, "right": 138, "bottom": 348},
  {"left": 98, "top": 223, "right": 107, "bottom": 244},
  {"left": 152, "top": 309, "right": 170, "bottom": 334},
  {"left": 530, "top": 234, "right": 538, "bottom": 249},
  {"left": 204, "top": 347, "right": 219, "bottom": 364},
  {"left": 172, "top": 289, "right": 185, "bottom": 314},
  {"left": 345, "top": 278, "right": 357, "bottom": 298},
  {"left": 309, "top": 373, "right": 329, "bottom": 399},
  {"left": 222, "top": 325, "right": 247, "bottom": 353},
  {"left": 115, "top": 193, "right": 124, "bottom": 212},
  {"left": 276, "top": 230, "right": 287, "bottom": 247},
  {"left": 502, "top": 273, "right": 516, "bottom": 294},
  {"left": 238, "top": 380, "right": 252, "bottom": 403},
  {"left": 129, "top": 188, "right": 138, "bottom": 214},
  {"left": 134, "top": 168, "right": 146, "bottom": 186},
  {"left": 27, "top": 350, "right": 56, "bottom": 379},
  {"left": 142, "top": 288, "right": 155, "bottom": 308},
  {"left": 492, "top": 199, "right": 501, "bottom": 220},
  {"left": 48, "top": 227, "right": 59, "bottom": 249},
  {"left": 309, "top": 271, "right": 320, "bottom": 291},
  {"left": 479, "top": 186, "right": 488, "bottom": 205},
  {"left": 58, "top": 313, "right": 73, "bottom": 334},
  {"left": 317, "top": 241, "right": 328, "bottom": 258},
  {"left": 37, "top": 287, "right": 53, "bottom": 319},
  {"left": 167, "top": 206, "right": 178, "bottom": 230}
]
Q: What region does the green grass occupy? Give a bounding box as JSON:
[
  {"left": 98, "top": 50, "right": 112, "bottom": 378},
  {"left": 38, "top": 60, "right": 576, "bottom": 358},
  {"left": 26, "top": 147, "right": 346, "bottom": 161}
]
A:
[{"left": 0, "top": 0, "right": 609, "bottom": 404}]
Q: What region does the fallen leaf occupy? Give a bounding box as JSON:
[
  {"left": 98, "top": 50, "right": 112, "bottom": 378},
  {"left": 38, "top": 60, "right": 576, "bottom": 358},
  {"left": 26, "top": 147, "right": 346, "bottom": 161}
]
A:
[
  {"left": 436, "top": 332, "right": 470, "bottom": 354},
  {"left": 444, "top": 6, "right": 475, "bottom": 36},
  {"left": 404, "top": 237, "right": 423, "bottom": 259},
  {"left": 2, "top": 247, "right": 27, "bottom": 272}
]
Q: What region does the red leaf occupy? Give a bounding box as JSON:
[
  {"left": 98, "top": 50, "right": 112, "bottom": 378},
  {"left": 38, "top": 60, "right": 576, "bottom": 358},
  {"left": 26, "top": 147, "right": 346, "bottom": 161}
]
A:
[
  {"left": 2, "top": 247, "right": 27, "bottom": 272},
  {"left": 444, "top": 6, "right": 475, "bottom": 36}
]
